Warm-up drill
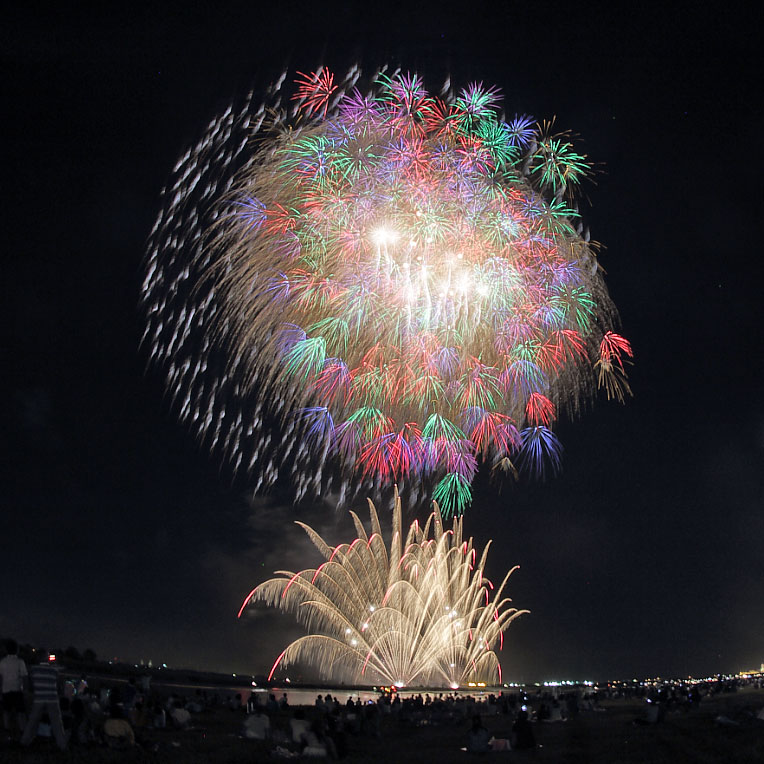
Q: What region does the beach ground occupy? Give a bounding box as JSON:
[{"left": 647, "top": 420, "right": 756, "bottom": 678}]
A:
[{"left": 2, "top": 687, "right": 762, "bottom": 763}]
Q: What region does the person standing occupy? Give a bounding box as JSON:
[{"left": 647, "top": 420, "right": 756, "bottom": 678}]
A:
[
  {"left": 21, "top": 653, "right": 68, "bottom": 750},
  {"left": 0, "top": 639, "right": 28, "bottom": 741}
]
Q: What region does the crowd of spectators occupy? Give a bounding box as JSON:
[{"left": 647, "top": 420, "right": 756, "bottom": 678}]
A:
[
  {"left": 238, "top": 688, "right": 547, "bottom": 756},
  {"left": 3, "top": 636, "right": 763, "bottom": 757},
  {"left": 0, "top": 637, "right": 239, "bottom": 752}
]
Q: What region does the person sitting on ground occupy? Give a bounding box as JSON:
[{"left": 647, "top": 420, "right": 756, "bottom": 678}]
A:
[
  {"left": 549, "top": 699, "right": 564, "bottom": 721},
  {"left": 326, "top": 710, "right": 347, "bottom": 758},
  {"left": 633, "top": 698, "right": 661, "bottom": 726},
  {"left": 242, "top": 708, "right": 270, "bottom": 740},
  {"left": 131, "top": 697, "right": 150, "bottom": 728},
  {"left": 466, "top": 714, "right": 491, "bottom": 753},
  {"left": 103, "top": 704, "right": 135, "bottom": 748},
  {"left": 511, "top": 709, "right": 536, "bottom": 750},
  {"left": 69, "top": 695, "right": 87, "bottom": 745},
  {"left": 80, "top": 688, "right": 104, "bottom": 731},
  {"left": 362, "top": 701, "right": 381, "bottom": 738},
  {"left": 59, "top": 697, "right": 74, "bottom": 738},
  {"left": 152, "top": 701, "right": 166, "bottom": 729},
  {"left": 300, "top": 718, "right": 333, "bottom": 758},
  {"left": 169, "top": 699, "right": 191, "bottom": 729},
  {"left": 186, "top": 691, "right": 204, "bottom": 714},
  {"left": 290, "top": 709, "right": 311, "bottom": 743},
  {"left": 228, "top": 693, "right": 241, "bottom": 711}
]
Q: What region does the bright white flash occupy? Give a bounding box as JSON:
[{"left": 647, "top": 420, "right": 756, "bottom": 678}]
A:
[{"left": 372, "top": 227, "right": 399, "bottom": 247}]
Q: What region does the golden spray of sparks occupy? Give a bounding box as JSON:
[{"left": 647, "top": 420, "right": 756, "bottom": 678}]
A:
[{"left": 240, "top": 492, "right": 528, "bottom": 687}]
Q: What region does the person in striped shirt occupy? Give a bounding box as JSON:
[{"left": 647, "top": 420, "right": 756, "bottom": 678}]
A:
[{"left": 20, "top": 653, "right": 68, "bottom": 750}]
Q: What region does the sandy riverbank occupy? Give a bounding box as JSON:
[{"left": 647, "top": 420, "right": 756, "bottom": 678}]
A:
[{"left": 2, "top": 686, "right": 763, "bottom": 763}]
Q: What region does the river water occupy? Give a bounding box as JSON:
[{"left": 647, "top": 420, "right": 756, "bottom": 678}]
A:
[
  {"left": 62, "top": 669, "right": 502, "bottom": 707},
  {"left": 221, "top": 685, "right": 502, "bottom": 706}
]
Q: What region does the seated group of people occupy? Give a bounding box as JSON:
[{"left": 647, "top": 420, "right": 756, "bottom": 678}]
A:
[
  {"left": 64, "top": 685, "right": 195, "bottom": 748},
  {"left": 241, "top": 701, "right": 347, "bottom": 758},
  {"left": 466, "top": 711, "right": 536, "bottom": 753}
]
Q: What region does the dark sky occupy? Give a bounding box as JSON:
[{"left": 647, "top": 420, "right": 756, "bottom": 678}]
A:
[{"left": 3, "top": 3, "right": 762, "bottom": 684}]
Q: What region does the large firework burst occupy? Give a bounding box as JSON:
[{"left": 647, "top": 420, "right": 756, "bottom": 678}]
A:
[
  {"left": 239, "top": 492, "right": 528, "bottom": 687},
  {"left": 143, "top": 65, "right": 632, "bottom": 516}
]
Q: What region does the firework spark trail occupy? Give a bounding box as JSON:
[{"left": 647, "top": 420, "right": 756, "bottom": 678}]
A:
[
  {"left": 143, "top": 66, "right": 632, "bottom": 516},
  {"left": 240, "top": 492, "right": 528, "bottom": 687}
]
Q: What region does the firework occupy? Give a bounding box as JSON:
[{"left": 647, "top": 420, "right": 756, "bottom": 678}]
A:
[
  {"left": 143, "top": 65, "right": 632, "bottom": 515},
  {"left": 239, "top": 492, "right": 528, "bottom": 687}
]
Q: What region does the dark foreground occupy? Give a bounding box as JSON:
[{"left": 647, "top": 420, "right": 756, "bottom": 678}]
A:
[{"left": 2, "top": 688, "right": 763, "bottom": 763}]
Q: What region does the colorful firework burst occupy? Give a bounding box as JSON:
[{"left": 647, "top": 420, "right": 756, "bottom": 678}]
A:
[
  {"left": 143, "top": 65, "right": 632, "bottom": 516},
  {"left": 240, "top": 492, "right": 527, "bottom": 687}
]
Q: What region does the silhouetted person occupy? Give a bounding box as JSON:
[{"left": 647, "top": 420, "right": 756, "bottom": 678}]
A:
[
  {"left": 152, "top": 702, "right": 166, "bottom": 729},
  {"left": 169, "top": 699, "right": 191, "bottom": 728},
  {"left": 69, "top": 695, "right": 87, "bottom": 745},
  {"left": 512, "top": 709, "right": 535, "bottom": 750},
  {"left": 104, "top": 703, "right": 135, "bottom": 748},
  {"left": 0, "top": 638, "right": 28, "bottom": 740},
  {"left": 466, "top": 714, "right": 491, "bottom": 753},
  {"left": 123, "top": 677, "right": 138, "bottom": 711}
]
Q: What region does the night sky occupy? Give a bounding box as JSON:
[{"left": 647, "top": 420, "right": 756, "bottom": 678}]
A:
[{"left": 4, "top": 3, "right": 762, "bottom": 684}]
